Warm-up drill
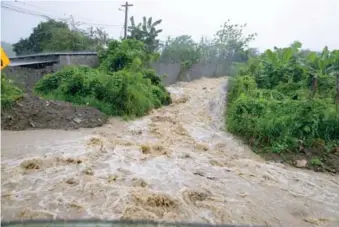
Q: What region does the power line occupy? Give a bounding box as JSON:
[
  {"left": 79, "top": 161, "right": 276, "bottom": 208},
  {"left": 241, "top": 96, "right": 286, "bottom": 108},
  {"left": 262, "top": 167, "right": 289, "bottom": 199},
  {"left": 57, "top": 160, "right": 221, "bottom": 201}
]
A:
[
  {"left": 81, "top": 22, "right": 123, "bottom": 27},
  {"left": 1, "top": 3, "right": 53, "bottom": 19},
  {"left": 11, "top": 0, "right": 123, "bottom": 28},
  {"left": 1, "top": 2, "right": 123, "bottom": 28},
  {"left": 14, "top": 0, "right": 65, "bottom": 18}
]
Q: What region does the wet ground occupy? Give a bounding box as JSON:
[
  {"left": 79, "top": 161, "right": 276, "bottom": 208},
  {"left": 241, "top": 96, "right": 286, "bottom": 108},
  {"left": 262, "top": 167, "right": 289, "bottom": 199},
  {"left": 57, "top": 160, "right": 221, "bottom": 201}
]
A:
[{"left": 1, "top": 77, "right": 339, "bottom": 227}]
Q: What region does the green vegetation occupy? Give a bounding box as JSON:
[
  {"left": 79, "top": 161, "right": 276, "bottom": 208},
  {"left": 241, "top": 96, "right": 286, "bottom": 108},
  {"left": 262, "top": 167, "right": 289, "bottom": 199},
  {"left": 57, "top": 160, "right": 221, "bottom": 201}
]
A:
[
  {"left": 226, "top": 42, "right": 339, "bottom": 172},
  {"left": 13, "top": 19, "right": 109, "bottom": 55},
  {"left": 1, "top": 75, "right": 23, "bottom": 109},
  {"left": 35, "top": 39, "right": 171, "bottom": 117},
  {"left": 158, "top": 20, "right": 257, "bottom": 80},
  {"left": 128, "top": 16, "right": 163, "bottom": 53}
]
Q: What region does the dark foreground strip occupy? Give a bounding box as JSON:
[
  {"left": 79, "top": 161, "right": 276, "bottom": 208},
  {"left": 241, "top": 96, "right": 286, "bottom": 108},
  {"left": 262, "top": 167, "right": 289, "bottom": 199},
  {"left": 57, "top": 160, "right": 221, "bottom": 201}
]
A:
[{"left": 1, "top": 219, "right": 268, "bottom": 227}]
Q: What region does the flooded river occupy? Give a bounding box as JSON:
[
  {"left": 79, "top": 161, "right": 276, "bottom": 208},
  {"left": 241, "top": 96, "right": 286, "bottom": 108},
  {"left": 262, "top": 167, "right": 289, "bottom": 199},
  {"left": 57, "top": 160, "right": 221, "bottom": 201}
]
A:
[{"left": 1, "top": 77, "right": 339, "bottom": 227}]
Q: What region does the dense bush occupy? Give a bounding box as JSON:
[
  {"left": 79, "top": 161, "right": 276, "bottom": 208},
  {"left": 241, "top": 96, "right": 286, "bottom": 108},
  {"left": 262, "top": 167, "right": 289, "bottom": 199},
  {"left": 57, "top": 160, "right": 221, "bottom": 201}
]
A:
[
  {"left": 226, "top": 44, "right": 339, "bottom": 156},
  {"left": 98, "top": 39, "right": 159, "bottom": 73},
  {"left": 35, "top": 65, "right": 170, "bottom": 117},
  {"left": 35, "top": 39, "right": 171, "bottom": 117},
  {"left": 1, "top": 75, "right": 23, "bottom": 109}
]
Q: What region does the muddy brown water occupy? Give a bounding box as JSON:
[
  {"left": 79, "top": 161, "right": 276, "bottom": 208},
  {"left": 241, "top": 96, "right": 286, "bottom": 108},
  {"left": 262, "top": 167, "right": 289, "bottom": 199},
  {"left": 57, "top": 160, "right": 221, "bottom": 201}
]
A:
[{"left": 1, "top": 77, "right": 339, "bottom": 227}]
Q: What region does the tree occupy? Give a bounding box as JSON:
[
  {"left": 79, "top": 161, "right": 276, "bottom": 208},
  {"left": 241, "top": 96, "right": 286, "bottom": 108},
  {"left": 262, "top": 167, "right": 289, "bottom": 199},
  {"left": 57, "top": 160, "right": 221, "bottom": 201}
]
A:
[
  {"left": 128, "top": 16, "right": 163, "bottom": 53},
  {"left": 159, "top": 35, "right": 201, "bottom": 64},
  {"left": 13, "top": 20, "right": 69, "bottom": 55},
  {"left": 42, "top": 28, "right": 89, "bottom": 51},
  {"left": 213, "top": 19, "right": 257, "bottom": 73},
  {"left": 13, "top": 19, "right": 110, "bottom": 55},
  {"left": 99, "top": 39, "right": 155, "bottom": 73},
  {"left": 85, "top": 27, "right": 110, "bottom": 51}
]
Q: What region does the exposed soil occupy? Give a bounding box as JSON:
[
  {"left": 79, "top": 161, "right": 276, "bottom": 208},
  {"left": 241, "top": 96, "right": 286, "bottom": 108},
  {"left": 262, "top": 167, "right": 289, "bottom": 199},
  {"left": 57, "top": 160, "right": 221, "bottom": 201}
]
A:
[
  {"left": 1, "top": 95, "right": 107, "bottom": 130},
  {"left": 259, "top": 147, "right": 339, "bottom": 174}
]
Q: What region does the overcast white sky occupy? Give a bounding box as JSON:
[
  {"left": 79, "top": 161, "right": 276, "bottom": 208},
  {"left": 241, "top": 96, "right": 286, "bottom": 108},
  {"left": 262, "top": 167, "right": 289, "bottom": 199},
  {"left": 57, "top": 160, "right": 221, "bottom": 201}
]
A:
[{"left": 1, "top": 0, "right": 339, "bottom": 51}]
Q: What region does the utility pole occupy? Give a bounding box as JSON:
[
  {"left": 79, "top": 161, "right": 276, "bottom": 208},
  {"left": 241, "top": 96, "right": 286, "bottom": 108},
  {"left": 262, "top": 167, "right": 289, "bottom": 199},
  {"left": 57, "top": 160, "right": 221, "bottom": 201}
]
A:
[{"left": 121, "top": 2, "right": 133, "bottom": 39}]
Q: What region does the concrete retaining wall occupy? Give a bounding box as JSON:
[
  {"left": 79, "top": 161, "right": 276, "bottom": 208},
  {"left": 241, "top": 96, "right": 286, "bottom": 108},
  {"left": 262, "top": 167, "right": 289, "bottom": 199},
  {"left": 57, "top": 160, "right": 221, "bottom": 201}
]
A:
[
  {"left": 3, "top": 65, "right": 55, "bottom": 92},
  {"left": 152, "top": 61, "right": 228, "bottom": 85},
  {"left": 4, "top": 53, "right": 228, "bottom": 91},
  {"left": 3, "top": 53, "right": 100, "bottom": 92}
]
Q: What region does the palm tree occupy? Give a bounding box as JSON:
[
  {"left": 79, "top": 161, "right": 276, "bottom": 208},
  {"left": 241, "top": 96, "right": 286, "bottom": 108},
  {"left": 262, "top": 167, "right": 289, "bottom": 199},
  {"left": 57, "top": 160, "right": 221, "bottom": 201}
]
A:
[{"left": 128, "top": 16, "right": 163, "bottom": 52}]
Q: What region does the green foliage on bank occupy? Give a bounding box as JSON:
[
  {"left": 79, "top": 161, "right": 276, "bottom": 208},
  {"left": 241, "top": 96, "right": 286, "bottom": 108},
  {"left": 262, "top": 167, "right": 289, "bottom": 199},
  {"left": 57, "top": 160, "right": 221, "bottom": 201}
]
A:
[
  {"left": 1, "top": 75, "right": 23, "bottom": 109},
  {"left": 35, "top": 39, "right": 171, "bottom": 117},
  {"left": 226, "top": 43, "right": 339, "bottom": 154}
]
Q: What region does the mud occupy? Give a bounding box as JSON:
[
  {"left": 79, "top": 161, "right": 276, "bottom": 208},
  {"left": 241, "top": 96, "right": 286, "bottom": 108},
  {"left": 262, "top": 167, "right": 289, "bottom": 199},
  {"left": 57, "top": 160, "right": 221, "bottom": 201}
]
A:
[
  {"left": 1, "top": 95, "right": 107, "bottom": 130},
  {"left": 1, "top": 77, "right": 339, "bottom": 227}
]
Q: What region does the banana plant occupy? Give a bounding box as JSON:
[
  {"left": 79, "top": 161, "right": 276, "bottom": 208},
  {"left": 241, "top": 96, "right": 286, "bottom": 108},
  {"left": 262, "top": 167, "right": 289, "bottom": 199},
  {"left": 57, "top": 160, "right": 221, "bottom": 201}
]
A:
[
  {"left": 258, "top": 45, "right": 301, "bottom": 88},
  {"left": 325, "top": 50, "right": 339, "bottom": 112},
  {"left": 128, "top": 16, "right": 163, "bottom": 52}
]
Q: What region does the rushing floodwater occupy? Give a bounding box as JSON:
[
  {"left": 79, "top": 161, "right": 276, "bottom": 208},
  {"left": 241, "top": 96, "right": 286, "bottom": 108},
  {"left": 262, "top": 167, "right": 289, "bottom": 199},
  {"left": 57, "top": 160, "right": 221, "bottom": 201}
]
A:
[{"left": 1, "top": 77, "right": 339, "bottom": 227}]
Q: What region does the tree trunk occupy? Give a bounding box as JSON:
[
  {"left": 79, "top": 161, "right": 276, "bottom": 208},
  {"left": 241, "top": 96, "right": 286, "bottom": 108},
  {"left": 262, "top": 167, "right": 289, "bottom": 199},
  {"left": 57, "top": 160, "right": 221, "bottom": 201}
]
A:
[{"left": 310, "top": 76, "right": 318, "bottom": 99}]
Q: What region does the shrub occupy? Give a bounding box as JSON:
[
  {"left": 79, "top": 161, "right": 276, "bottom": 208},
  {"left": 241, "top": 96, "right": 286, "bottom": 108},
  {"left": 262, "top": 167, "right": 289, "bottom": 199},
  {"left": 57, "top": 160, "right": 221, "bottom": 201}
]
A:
[
  {"left": 35, "top": 39, "right": 171, "bottom": 118},
  {"left": 1, "top": 74, "right": 23, "bottom": 109},
  {"left": 35, "top": 66, "right": 170, "bottom": 117},
  {"left": 98, "top": 39, "right": 155, "bottom": 73},
  {"left": 226, "top": 44, "right": 339, "bottom": 156}
]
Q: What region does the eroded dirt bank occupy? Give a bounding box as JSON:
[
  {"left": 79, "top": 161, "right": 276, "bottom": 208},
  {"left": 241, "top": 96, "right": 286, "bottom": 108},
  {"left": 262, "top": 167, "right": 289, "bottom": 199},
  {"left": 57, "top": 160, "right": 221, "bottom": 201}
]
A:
[
  {"left": 1, "top": 95, "right": 107, "bottom": 130},
  {"left": 1, "top": 77, "right": 339, "bottom": 227}
]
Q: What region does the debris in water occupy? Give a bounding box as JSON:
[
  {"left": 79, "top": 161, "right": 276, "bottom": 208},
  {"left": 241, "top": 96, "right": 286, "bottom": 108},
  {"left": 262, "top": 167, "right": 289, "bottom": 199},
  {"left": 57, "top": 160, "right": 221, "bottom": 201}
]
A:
[
  {"left": 140, "top": 144, "right": 151, "bottom": 154},
  {"left": 133, "top": 191, "right": 178, "bottom": 209},
  {"left": 180, "top": 153, "right": 191, "bottom": 159},
  {"left": 193, "top": 171, "right": 216, "bottom": 180},
  {"left": 140, "top": 143, "right": 169, "bottom": 157},
  {"left": 131, "top": 129, "right": 143, "bottom": 135},
  {"left": 69, "top": 201, "right": 84, "bottom": 210},
  {"left": 87, "top": 137, "right": 103, "bottom": 146},
  {"left": 65, "top": 178, "right": 78, "bottom": 185},
  {"left": 83, "top": 167, "right": 94, "bottom": 175},
  {"left": 107, "top": 175, "right": 118, "bottom": 183},
  {"left": 20, "top": 159, "right": 42, "bottom": 170},
  {"left": 63, "top": 157, "right": 83, "bottom": 164},
  {"left": 182, "top": 189, "right": 209, "bottom": 206}
]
